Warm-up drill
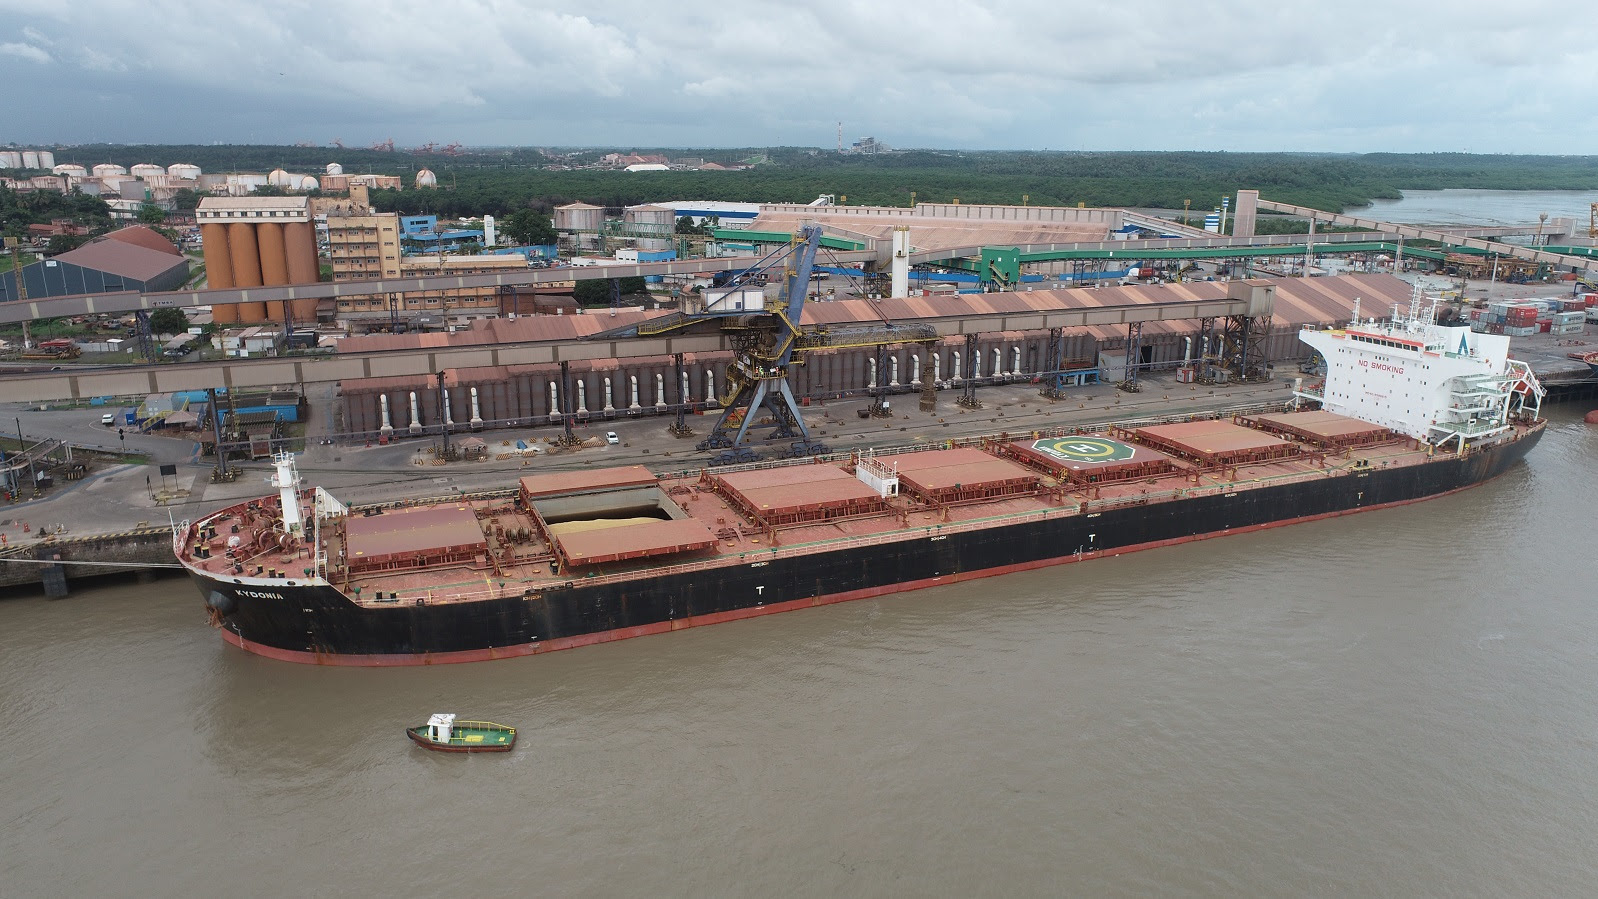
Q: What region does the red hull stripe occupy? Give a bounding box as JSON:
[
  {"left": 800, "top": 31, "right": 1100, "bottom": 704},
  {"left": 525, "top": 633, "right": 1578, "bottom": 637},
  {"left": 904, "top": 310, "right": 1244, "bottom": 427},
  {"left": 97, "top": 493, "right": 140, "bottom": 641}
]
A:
[{"left": 220, "top": 477, "right": 1495, "bottom": 667}]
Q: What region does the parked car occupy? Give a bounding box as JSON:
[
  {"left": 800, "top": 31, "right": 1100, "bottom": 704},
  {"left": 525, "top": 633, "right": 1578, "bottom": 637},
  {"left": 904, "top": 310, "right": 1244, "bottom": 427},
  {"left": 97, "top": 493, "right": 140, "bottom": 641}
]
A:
[
  {"left": 100, "top": 413, "right": 116, "bottom": 426},
  {"left": 605, "top": 431, "right": 620, "bottom": 445}
]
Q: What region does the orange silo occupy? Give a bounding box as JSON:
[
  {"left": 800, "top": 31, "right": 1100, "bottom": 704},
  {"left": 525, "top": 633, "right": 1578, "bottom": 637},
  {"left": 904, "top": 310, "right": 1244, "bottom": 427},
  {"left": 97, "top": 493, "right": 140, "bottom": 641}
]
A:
[
  {"left": 257, "top": 222, "right": 290, "bottom": 322},
  {"left": 227, "top": 222, "right": 267, "bottom": 322},
  {"left": 201, "top": 222, "right": 238, "bottom": 325},
  {"left": 284, "top": 221, "right": 320, "bottom": 324}
]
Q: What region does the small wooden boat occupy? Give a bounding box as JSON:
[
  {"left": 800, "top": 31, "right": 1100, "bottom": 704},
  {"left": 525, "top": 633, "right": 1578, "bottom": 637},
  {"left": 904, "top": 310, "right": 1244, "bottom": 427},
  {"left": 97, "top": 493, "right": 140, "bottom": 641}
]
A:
[{"left": 406, "top": 713, "right": 516, "bottom": 753}]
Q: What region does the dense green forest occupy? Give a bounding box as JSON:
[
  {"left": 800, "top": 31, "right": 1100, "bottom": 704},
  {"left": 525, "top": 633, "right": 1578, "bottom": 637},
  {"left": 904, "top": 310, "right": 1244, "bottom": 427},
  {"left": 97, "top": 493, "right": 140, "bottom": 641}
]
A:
[{"left": 19, "top": 145, "right": 1598, "bottom": 221}]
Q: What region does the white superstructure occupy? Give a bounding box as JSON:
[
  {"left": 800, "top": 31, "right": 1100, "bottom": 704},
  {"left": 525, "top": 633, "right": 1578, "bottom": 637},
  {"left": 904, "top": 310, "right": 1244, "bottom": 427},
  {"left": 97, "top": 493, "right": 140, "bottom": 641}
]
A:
[{"left": 1296, "top": 292, "right": 1543, "bottom": 450}]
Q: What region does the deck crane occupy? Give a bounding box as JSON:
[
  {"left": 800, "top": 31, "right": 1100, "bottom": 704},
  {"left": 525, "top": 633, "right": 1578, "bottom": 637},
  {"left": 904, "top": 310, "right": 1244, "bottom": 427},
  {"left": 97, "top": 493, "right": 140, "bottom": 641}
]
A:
[{"left": 587, "top": 224, "right": 939, "bottom": 457}]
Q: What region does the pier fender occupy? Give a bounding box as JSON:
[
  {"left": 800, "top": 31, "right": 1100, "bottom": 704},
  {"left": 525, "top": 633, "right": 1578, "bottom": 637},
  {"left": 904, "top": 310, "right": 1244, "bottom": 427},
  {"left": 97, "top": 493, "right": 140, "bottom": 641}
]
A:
[{"left": 205, "top": 591, "right": 236, "bottom": 614}]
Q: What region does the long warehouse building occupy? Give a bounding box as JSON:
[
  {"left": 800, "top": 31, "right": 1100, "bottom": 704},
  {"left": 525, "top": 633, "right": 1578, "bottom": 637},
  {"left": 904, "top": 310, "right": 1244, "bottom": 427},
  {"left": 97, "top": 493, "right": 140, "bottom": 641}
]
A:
[{"left": 334, "top": 273, "right": 1407, "bottom": 439}]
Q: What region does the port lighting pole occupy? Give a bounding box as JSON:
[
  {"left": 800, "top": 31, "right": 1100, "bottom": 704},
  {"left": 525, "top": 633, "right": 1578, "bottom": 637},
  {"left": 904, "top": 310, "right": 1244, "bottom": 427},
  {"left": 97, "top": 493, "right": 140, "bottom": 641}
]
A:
[{"left": 15, "top": 417, "right": 34, "bottom": 493}]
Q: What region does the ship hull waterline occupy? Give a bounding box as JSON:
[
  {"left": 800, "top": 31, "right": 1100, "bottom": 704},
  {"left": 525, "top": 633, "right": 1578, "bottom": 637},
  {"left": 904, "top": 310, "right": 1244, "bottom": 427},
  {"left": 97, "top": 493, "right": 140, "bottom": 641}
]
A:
[{"left": 189, "top": 425, "right": 1541, "bottom": 666}]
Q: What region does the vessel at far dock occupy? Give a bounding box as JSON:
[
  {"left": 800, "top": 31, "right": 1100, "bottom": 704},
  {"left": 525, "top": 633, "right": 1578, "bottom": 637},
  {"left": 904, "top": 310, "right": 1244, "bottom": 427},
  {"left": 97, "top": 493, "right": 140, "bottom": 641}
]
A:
[{"left": 177, "top": 296, "right": 1546, "bottom": 665}]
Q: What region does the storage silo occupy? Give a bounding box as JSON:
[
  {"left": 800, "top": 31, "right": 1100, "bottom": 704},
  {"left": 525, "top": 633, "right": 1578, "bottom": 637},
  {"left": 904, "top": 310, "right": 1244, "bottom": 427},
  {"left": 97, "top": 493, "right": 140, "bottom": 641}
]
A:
[
  {"left": 53, "top": 163, "right": 87, "bottom": 177},
  {"left": 36, "top": 151, "right": 54, "bottom": 169},
  {"left": 22, "top": 151, "right": 39, "bottom": 168},
  {"left": 168, "top": 163, "right": 202, "bottom": 179},
  {"left": 554, "top": 202, "right": 604, "bottom": 232},
  {"left": 284, "top": 222, "right": 320, "bottom": 323},
  {"left": 227, "top": 222, "right": 268, "bottom": 321},
  {"left": 257, "top": 222, "right": 290, "bottom": 322},
  {"left": 625, "top": 204, "right": 675, "bottom": 249},
  {"left": 0, "top": 151, "right": 21, "bottom": 168},
  {"left": 93, "top": 163, "right": 127, "bottom": 177},
  {"left": 131, "top": 163, "right": 165, "bottom": 178},
  {"left": 325, "top": 162, "right": 343, "bottom": 175},
  {"left": 202, "top": 223, "right": 238, "bottom": 324},
  {"left": 415, "top": 168, "right": 437, "bottom": 188}
]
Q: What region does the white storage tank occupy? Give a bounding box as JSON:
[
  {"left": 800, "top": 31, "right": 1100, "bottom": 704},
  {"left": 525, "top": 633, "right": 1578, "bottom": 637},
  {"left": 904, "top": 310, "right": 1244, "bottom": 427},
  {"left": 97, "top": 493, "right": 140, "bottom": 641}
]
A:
[
  {"left": 53, "top": 163, "right": 87, "bottom": 177},
  {"left": 93, "top": 163, "right": 128, "bottom": 177},
  {"left": 268, "top": 168, "right": 294, "bottom": 187},
  {"left": 131, "top": 163, "right": 165, "bottom": 178},
  {"left": 0, "top": 151, "right": 22, "bottom": 168},
  {"left": 167, "top": 163, "right": 202, "bottom": 179},
  {"left": 298, "top": 175, "right": 319, "bottom": 191},
  {"left": 624, "top": 203, "right": 674, "bottom": 236},
  {"left": 36, "top": 150, "right": 54, "bottom": 169},
  {"left": 414, "top": 168, "right": 437, "bottom": 188},
  {"left": 22, "top": 151, "right": 39, "bottom": 168},
  {"left": 553, "top": 202, "right": 604, "bottom": 233},
  {"left": 325, "top": 162, "right": 343, "bottom": 175}
]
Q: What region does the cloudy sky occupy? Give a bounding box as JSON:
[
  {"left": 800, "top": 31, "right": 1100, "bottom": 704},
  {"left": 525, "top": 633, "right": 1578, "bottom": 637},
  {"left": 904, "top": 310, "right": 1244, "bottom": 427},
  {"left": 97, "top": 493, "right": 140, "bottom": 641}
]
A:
[{"left": 3, "top": 0, "right": 1596, "bottom": 153}]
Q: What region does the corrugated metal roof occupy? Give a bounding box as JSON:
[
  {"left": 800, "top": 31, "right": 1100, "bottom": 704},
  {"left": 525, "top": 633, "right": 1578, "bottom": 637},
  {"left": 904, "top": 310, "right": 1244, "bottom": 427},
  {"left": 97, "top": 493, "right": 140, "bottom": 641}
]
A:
[
  {"left": 54, "top": 239, "right": 189, "bottom": 283},
  {"left": 104, "top": 224, "right": 181, "bottom": 256}
]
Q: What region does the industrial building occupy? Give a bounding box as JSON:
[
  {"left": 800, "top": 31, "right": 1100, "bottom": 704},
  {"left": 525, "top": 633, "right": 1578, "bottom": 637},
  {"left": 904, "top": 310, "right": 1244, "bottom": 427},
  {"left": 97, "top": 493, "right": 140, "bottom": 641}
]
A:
[
  {"left": 332, "top": 273, "right": 1409, "bottom": 439},
  {"left": 196, "top": 196, "right": 320, "bottom": 325},
  {"left": 0, "top": 229, "right": 189, "bottom": 303}
]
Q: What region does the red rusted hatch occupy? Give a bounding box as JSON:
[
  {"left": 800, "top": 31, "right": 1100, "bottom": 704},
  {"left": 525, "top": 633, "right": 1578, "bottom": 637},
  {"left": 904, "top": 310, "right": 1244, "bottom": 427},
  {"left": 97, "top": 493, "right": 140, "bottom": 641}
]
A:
[
  {"left": 344, "top": 504, "right": 487, "bottom": 573},
  {"left": 886, "top": 447, "right": 1038, "bottom": 504},
  {"left": 555, "top": 518, "right": 717, "bottom": 567},
  {"left": 519, "top": 465, "right": 658, "bottom": 503},
  {"left": 714, "top": 464, "right": 886, "bottom": 527},
  {"left": 1242, "top": 410, "right": 1398, "bottom": 451},
  {"left": 1129, "top": 420, "right": 1300, "bottom": 468}
]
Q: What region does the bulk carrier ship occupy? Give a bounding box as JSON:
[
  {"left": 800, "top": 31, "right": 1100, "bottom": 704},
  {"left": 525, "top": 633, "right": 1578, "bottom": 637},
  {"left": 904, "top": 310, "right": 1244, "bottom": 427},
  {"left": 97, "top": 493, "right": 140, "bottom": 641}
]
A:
[{"left": 178, "top": 299, "right": 1546, "bottom": 665}]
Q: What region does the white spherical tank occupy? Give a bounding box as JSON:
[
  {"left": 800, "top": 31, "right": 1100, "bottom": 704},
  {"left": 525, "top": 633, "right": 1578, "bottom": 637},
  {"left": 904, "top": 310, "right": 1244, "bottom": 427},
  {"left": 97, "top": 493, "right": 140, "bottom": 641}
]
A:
[
  {"left": 267, "top": 168, "right": 293, "bottom": 187},
  {"left": 167, "top": 163, "right": 201, "bottom": 179},
  {"left": 299, "top": 175, "right": 319, "bottom": 191},
  {"left": 53, "top": 163, "right": 88, "bottom": 177},
  {"left": 36, "top": 150, "right": 54, "bottom": 169},
  {"left": 414, "top": 168, "right": 437, "bottom": 188},
  {"left": 0, "top": 151, "right": 21, "bottom": 168},
  {"left": 130, "top": 163, "right": 165, "bottom": 178},
  {"left": 22, "top": 151, "right": 39, "bottom": 168},
  {"left": 93, "top": 163, "right": 128, "bottom": 177},
  {"left": 325, "top": 162, "right": 343, "bottom": 175}
]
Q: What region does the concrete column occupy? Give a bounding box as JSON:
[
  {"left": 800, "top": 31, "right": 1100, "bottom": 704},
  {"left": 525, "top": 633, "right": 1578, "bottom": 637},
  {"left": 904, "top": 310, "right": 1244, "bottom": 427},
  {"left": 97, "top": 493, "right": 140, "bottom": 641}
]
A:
[
  {"left": 932, "top": 353, "right": 942, "bottom": 387},
  {"left": 379, "top": 394, "right": 393, "bottom": 436},
  {"left": 443, "top": 388, "right": 454, "bottom": 426},
  {"left": 992, "top": 348, "right": 1002, "bottom": 380},
  {"left": 1012, "top": 346, "right": 1022, "bottom": 375},
  {"left": 629, "top": 375, "right": 640, "bottom": 410},
  {"left": 890, "top": 225, "right": 911, "bottom": 298},
  {"left": 867, "top": 358, "right": 877, "bottom": 388},
  {"left": 705, "top": 370, "right": 716, "bottom": 404},
  {"left": 655, "top": 373, "right": 666, "bottom": 410},
  {"left": 603, "top": 377, "right": 614, "bottom": 412},
  {"left": 890, "top": 356, "right": 900, "bottom": 386},
  {"left": 576, "top": 380, "right": 588, "bottom": 414},
  {"left": 549, "top": 382, "right": 560, "bottom": 423},
  {"left": 407, "top": 391, "right": 421, "bottom": 434},
  {"left": 911, "top": 355, "right": 921, "bottom": 386},
  {"left": 470, "top": 386, "right": 482, "bottom": 427},
  {"left": 951, "top": 351, "right": 962, "bottom": 384}
]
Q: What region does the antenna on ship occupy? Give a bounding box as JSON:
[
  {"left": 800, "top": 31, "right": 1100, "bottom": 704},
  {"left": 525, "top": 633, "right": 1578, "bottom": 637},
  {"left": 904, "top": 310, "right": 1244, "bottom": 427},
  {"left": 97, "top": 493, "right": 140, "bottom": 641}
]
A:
[{"left": 1350, "top": 296, "right": 1360, "bottom": 328}]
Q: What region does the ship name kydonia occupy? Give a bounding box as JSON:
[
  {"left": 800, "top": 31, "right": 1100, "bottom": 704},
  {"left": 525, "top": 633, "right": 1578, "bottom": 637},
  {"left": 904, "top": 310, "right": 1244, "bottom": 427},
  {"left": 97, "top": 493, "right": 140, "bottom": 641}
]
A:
[{"left": 238, "top": 589, "right": 286, "bottom": 600}]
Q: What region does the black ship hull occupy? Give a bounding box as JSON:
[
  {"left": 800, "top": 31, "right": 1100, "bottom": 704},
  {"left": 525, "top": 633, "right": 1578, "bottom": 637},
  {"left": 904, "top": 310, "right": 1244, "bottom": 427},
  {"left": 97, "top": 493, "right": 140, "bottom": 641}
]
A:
[{"left": 188, "top": 426, "right": 1542, "bottom": 665}]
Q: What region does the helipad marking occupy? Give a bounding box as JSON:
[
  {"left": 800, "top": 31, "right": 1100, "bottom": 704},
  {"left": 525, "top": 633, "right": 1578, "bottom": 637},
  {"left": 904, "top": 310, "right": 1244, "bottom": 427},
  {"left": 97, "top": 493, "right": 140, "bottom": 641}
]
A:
[{"left": 1032, "top": 436, "right": 1136, "bottom": 464}]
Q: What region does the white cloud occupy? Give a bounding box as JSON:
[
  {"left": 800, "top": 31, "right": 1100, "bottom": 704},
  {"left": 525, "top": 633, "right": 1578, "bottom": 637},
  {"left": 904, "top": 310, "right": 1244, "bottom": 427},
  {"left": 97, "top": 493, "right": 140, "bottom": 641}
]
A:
[
  {"left": 0, "top": 42, "right": 51, "bottom": 64},
  {"left": 2, "top": 0, "right": 1598, "bottom": 152}
]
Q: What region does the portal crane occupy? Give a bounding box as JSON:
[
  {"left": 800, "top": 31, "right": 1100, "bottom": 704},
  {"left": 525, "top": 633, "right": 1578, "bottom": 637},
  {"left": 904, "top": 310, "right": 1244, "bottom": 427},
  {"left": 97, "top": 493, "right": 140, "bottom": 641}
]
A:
[{"left": 588, "top": 225, "right": 938, "bottom": 456}]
